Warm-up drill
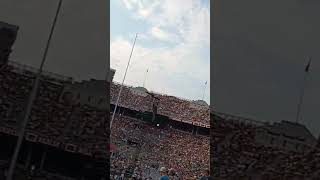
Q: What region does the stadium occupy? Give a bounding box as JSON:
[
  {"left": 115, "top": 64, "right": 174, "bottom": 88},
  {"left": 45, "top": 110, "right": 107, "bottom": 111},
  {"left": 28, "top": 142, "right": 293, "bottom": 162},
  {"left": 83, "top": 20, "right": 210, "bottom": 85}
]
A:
[
  {"left": 4, "top": 18, "right": 320, "bottom": 180},
  {"left": 1, "top": 21, "right": 211, "bottom": 179}
]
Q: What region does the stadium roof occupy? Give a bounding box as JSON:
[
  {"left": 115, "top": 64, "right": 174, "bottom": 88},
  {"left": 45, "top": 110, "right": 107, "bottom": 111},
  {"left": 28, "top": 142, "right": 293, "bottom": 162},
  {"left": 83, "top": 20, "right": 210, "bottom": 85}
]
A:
[
  {"left": 113, "top": 81, "right": 210, "bottom": 107},
  {"left": 133, "top": 86, "right": 148, "bottom": 92},
  {"left": 193, "top": 100, "right": 208, "bottom": 106},
  {"left": 264, "top": 120, "right": 316, "bottom": 140}
]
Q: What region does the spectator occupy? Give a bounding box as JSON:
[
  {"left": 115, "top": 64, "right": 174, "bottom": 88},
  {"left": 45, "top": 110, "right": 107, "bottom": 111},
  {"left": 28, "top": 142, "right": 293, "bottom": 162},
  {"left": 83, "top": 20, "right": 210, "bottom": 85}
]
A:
[{"left": 159, "top": 167, "right": 169, "bottom": 180}]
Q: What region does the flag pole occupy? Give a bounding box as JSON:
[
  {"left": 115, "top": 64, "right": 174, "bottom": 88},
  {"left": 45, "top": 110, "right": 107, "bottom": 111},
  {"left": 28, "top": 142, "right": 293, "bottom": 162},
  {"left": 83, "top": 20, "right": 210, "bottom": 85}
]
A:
[
  {"left": 110, "top": 33, "right": 138, "bottom": 129},
  {"left": 202, "top": 81, "right": 207, "bottom": 101},
  {"left": 295, "top": 56, "right": 311, "bottom": 123},
  {"left": 6, "top": 0, "right": 63, "bottom": 179},
  {"left": 143, "top": 68, "right": 148, "bottom": 88}
]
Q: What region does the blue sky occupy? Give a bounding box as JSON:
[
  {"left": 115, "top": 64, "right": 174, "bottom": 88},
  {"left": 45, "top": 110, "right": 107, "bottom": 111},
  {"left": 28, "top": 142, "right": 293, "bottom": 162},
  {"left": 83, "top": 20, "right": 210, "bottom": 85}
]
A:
[{"left": 111, "top": 0, "right": 210, "bottom": 104}]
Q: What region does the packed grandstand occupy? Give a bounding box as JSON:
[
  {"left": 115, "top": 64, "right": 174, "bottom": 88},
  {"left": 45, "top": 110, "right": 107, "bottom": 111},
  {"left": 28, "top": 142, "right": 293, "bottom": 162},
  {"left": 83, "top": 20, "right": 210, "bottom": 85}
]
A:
[
  {"left": 110, "top": 82, "right": 210, "bottom": 179},
  {"left": 0, "top": 60, "right": 109, "bottom": 179},
  {"left": 6, "top": 58, "right": 320, "bottom": 180},
  {"left": 212, "top": 111, "right": 320, "bottom": 180},
  {"left": 3, "top": 46, "right": 320, "bottom": 180},
  {"left": 0, "top": 60, "right": 211, "bottom": 179}
]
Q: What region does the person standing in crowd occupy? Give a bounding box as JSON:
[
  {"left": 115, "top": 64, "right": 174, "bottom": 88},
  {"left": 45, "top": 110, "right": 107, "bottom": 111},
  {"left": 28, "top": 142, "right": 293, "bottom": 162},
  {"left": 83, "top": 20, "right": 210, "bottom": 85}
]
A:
[{"left": 159, "top": 167, "right": 169, "bottom": 180}]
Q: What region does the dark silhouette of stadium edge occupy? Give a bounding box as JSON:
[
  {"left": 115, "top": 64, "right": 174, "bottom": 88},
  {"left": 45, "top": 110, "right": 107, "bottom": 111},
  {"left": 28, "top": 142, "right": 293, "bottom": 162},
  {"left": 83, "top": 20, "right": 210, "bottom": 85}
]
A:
[
  {"left": 1, "top": 33, "right": 110, "bottom": 180},
  {"left": 1, "top": 3, "right": 109, "bottom": 180},
  {"left": 6, "top": 1, "right": 63, "bottom": 179}
]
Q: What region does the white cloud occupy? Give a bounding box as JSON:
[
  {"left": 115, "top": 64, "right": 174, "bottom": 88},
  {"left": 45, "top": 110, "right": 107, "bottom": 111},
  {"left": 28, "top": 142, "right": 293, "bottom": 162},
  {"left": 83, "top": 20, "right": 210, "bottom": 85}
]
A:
[
  {"left": 149, "top": 26, "right": 178, "bottom": 42},
  {"left": 113, "top": 0, "right": 210, "bottom": 103},
  {"left": 121, "top": 0, "right": 160, "bottom": 19},
  {"left": 122, "top": 0, "right": 210, "bottom": 45},
  {"left": 122, "top": 0, "right": 134, "bottom": 10},
  {"left": 150, "top": 26, "right": 168, "bottom": 40}
]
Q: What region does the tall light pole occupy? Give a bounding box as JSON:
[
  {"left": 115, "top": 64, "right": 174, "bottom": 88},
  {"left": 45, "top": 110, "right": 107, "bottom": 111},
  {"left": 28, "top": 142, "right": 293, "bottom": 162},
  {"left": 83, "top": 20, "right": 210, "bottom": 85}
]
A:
[
  {"left": 202, "top": 81, "right": 207, "bottom": 101},
  {"left": 143, "top": 68, "right": 148, "bottom": 88},
  {"left": 295, "top": 56, "right": 311, "bottom": 123},
  {"left": 110, "top": 33, "right": 138, "bottom": 129},
  {"left": 6, "top": 0, "right": 63, "bottom": 179}
]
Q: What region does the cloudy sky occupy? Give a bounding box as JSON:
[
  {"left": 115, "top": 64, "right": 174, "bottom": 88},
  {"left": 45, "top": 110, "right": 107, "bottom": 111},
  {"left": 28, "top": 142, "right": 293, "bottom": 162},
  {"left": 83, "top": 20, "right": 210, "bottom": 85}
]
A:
[
  {"left": 111, "top": 0, "right": 210, "bottom": 104},
  {"left": 214, "top": 0, "right": 320, "bottom": 136}
]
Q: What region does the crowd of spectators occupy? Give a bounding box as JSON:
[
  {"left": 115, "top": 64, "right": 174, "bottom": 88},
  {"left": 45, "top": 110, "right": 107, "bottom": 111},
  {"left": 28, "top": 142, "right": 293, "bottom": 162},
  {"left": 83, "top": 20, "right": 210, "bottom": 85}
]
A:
[
  {"left": 1, "top": 63, "right": 109, "bottom": 157},
  {"left": 8, "top": 59, "right": 320, "bottom": 180},
  {"left": 1, "top": 62, "right": 211, "bottom": 179},
  {"left": 212, "top": 113, "right": 320, "bottom": 180},
  {"left": 110, "top": 115, "right": 209, "bottom": 179},
  {"left": 111, "top": 83, "right": 210, "bottom": 126},
  {"left": 0, "top": 63, "right": 109, "bottom": 179},
  {"left": 111, "top": 83, "right": 154, "bottom": 112}
]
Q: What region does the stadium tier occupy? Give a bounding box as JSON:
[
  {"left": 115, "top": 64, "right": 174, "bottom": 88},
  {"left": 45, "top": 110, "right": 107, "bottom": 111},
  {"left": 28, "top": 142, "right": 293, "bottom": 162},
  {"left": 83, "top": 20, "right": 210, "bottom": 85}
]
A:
[
  {"left": 110, "top": 83, "right": 210, "bottom": 127},
  {"left": 211, "top": 111, "right": 320, "bottom": 180}
]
